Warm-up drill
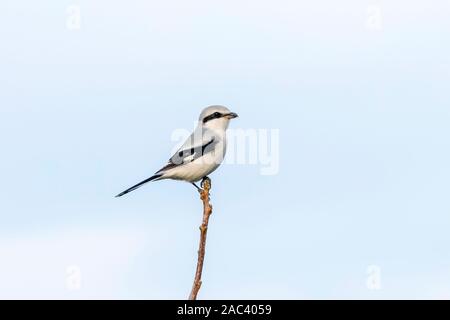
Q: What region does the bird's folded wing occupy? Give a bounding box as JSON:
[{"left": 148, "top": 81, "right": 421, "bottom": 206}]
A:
[{"left": 156, "top": 128, "right": 218, "bottom": 173}]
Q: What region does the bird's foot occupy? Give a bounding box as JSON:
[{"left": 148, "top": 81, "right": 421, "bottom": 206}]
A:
[
  {"left": 201, "top": 177, "right": 211, "bottom": 190},
  {"left": 192, "top": 182, "right": 202, "bottom": 193}
]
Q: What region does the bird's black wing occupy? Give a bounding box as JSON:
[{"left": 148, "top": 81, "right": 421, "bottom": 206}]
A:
[
  {"left": 156, "top": 137, "right": 217, "bottom": 173},
  {"left": 116, "top": 136, "right": 217, "bottom": 197}
]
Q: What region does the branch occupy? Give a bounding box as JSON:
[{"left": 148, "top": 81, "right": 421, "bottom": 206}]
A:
[{"left": 189, "top": 177, "right": 213, "bottom": 300}]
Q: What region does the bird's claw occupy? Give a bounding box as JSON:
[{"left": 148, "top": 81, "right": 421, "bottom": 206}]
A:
[{"left": 201, "top": 177, "right": 211, "bottom": 190}]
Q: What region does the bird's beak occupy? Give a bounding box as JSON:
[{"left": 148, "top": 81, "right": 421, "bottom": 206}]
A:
[{"left": 224, "top": 112, "right": 238, "bottom": 119}]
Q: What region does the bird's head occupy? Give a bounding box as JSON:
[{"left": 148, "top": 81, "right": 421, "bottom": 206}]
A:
[{"left": 199, "top": 105, "right": 238, "bottom": 131}]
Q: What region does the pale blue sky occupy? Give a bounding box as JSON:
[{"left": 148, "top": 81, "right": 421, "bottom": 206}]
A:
[{"left": 0, "top": 0, "right": 449, "bottom": 299}]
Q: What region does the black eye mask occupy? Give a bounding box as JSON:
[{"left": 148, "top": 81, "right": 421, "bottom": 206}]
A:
[{"left": 203, "top": 112, "right": 223, "bottom": 123}]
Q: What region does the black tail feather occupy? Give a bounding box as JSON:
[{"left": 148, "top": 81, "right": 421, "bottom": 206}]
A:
[{"left": 115, "top": 174, "right": 162, "bottom": 197}]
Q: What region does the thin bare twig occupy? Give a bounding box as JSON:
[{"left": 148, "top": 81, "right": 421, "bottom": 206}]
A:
[{"left": 189, "top": 177, "right": 213, "bottom": 300}]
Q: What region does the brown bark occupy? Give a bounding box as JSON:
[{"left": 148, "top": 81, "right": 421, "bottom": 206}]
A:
[{"left": 189, "top": 177, "right": 213, "bottom": 300}]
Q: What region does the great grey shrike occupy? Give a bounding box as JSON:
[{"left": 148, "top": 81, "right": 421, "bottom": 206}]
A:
[{"left": 116, "top": 105, "right": 238, "bottom": 197}]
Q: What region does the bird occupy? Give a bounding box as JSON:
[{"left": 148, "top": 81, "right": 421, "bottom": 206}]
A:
[{"left": 116, "top": 105, "right": 238, "bottom": 197}]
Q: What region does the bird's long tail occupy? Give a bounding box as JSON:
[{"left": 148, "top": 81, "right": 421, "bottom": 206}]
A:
[{"left": 115, "top": 174, "right": 163, "bottom": 197}]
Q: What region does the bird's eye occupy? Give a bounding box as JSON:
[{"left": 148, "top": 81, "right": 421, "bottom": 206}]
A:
[{"left": 203, "top": 112, "right": 223, "bottom": 123}]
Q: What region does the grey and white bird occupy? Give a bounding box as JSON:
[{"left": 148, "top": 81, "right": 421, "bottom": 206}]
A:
[{"left": 116, "top": 105, "right": 238, "bottom": 197}]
